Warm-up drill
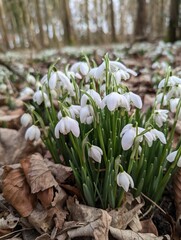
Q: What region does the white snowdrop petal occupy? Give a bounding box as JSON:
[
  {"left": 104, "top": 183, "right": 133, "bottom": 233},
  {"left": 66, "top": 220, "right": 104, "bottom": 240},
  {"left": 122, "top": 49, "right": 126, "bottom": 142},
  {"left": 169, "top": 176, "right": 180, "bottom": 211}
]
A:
[
  {"left": 49, "top": 73, "right": 57, "bottom": 89},
  {"left": 166, "top": 151, "right": 177, "bottom": 162},
  {"left": 70, "top": 119, "right": 80, "bottom": 137},
  {"left": 117, "top": 172, "right": 129, "bottom": 192},
  {"left": 21, "top": 113, "right": 32, "bottom": 127},
  {"left": 121, "top": 129, "right": 135, "bottom": 150},
  {"left": 129, "top": 92, "right": 142, "bottom": 109},
  {"left": 120, "top": 124, "right": 133, "bottom": 137}
]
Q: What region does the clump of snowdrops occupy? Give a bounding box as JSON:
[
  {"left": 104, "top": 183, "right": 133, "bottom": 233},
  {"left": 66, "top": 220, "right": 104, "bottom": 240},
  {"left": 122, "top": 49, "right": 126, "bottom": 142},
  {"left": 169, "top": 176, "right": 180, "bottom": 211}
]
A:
[{"left": 21, "top": 55, "right": 181, "bottom": 209}]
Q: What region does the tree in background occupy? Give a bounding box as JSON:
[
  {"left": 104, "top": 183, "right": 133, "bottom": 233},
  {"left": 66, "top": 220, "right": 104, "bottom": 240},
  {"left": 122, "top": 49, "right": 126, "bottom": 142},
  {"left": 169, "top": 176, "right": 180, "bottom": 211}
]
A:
[
  {"left": 168, "top": 0, "right": 180, "bottom": 42},
  {"left": 134, "top": 0, "right": 147, "bottom": 40}
]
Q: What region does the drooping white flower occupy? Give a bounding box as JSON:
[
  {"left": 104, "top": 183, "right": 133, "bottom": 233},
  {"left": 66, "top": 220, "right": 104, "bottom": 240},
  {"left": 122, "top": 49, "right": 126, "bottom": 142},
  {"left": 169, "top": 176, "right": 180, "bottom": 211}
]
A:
[
  {"left": 55, "top": 116, "right": 80, "bottom": 138},
  {"left": 69, "top": 105, "right": 81, "bottom": 119},
  {"left": 49, "top": 71, "right": 75, "bottom": 96},
  {"left": 120, "top": 124, "right": 166, "bottom": 150},
  {"left": 120, "top": 124, "right": 138, "bottom": 150},
  {"left": 20, "top": 87, "right": 34, "bottom": 97},
  {"left": 27, "top": 74, "right": 36, "bottom": 85},
  {"left": 41, "top": 73, "right": 49, "bottom": 85},
  {"left": 153, "top": 109, "right": 169, "bottom": 127},
  {"left": 80, "top": 105, "right": 94, "bottom": 124},
  {"left": 20, "top": 113, "right": 32, "bottom": 127},
  {"left": 96, "top": 60, "right": 137, "bottom": 80},
  {"left": 170, "top": 98, "right": 180, "bottom": 112},
  {"left": 102, "top": 92, "right": 130, "bottom": 111},
  {"left": 117, "top": 171, "right": 134, "bottom": 192},
  {"left": 70, "top": 62, "right": 89, "bottom": 75},
  {"left": 113, "top": 69, "right": 130, "bottom": 83},
  {"left": 85, "top": 67, "right": 101, "bottom": 82},
  {"left": 149, "top": 129, "right": 166, "bottom": 144},
  {"left": 81, "top": 89, "right": 102, "bottom": 108},
  {"left": 167, "top": 150, "right": 181, "bottom": 167},
  {"left": 66, "top": 71, "right": 82, "bottom": 80},
  {"left": 167, "top": 84, "right": 181, "bottom": 99},
  {"left": 124, "top": 92, "right": 142, "bottom": 109},
  {"left": 33, "top": 90, "right": 50, "bottom": 107},
  {"left": 158, "top": 76, "right": 181, "bottom": 89},
  {"left": 88, "top": 145, "right": 103, "bottom": 163},
  {"left": 156, "top": 93, "right": 168, "bottom": 106},
  {"left": 57, "top": 110, "right": 62, "bottom": 120},
  {"left": 25, "top": 125, "right": 41, "bottom": 141}
]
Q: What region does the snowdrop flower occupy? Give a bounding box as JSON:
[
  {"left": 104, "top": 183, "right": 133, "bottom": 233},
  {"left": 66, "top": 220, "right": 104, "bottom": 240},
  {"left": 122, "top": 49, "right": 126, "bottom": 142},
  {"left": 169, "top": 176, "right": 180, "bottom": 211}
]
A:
[
  {"left": 85, "top": 67, "right": 101, "bottom": 82},
  {"left": 66, "top": 71, "right": 82, "bottom": 80},
  {"left": 117, "top": 171, "right": 134, "bottom": 192},
  {"left": 80, "top": 105, "right": 94, "bottom": 124},
  {"left": 33, "top": 90, "right": 50, "bottom": 107},
  {"left": 167, "top": 84, "right": 181, "bottom": 99},
  {"left": 124, "top": 92, "right": 142, "bottom": 109},
  {"left": 113, "top": 69, "right": 130, "bottom": 83},
  {"left": 170, "top": 98, "right": 181, "bottom": 120},
  {"left": 158, "top": 76, "right": 181, "bottom": 89},
  {"left": 156, "top": 93, "right": 168, "bottom": 106},
  {"left": 20, "top": 113, "right": 32, "bottom": 127},
  {"left": 149, "top": 129, "right": 166, "bottom": 144},
  {"left": 69, "top": 105, "right": 81, "bottom": 119},
  {"left": 70, "top": 62, "right": 89, "bottom": 75},
  {"left": 20, "top": 87, "right": 34, "bottom": 97},
  {"left": 153, "top": 109, "right": 169, "bottom": 127},
  {"left": 55, "top": 116, "right": 80, "bottom": 138},
  {"left": 40, "top": 73, "right": 49, "bottom": 85},
  {"left": 27, "top": 74, "right": 36, "bottom": 85},
  {"left": 25, "top": 125, "right": 41, "bottom": 141},
  {"left": 167, "top": 150, "right": 181, "bottom": 167},
  {"left": 88, "top": 145, "right": 103, "bottom": 163},
  {"left": 96, "top": 60, "right": 137, "bottom": 80},
  {"left": 57, "top": 110, "right": 62, "bottom": 120},
  {"left": 48, "top": 71, "right": 75, "bottom": 97},
  {"left": 81, "top": 89, "right": 102, "bottom": 108},
  {"left": 120, "top": 124, "right": 141, "bottom": 150},
  {"left": 102, "top": 92, "right": 130, "bottom": 111}
]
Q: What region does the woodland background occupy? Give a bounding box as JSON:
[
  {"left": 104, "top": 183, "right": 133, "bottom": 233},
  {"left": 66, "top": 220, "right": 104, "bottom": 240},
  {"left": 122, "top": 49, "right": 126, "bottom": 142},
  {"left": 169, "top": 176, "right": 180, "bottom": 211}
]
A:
[{"left": 0, "top": 0, "right": 181, "bottom": 52}]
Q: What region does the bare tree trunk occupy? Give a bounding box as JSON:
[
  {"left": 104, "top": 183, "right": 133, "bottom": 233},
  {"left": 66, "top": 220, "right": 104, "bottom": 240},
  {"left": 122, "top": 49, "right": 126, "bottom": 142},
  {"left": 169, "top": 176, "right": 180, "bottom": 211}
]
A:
[
  {"left": 35, "top": 0, "right": 45, "bottom": 47},
  {"left": 110, "top": 0, "right": 117, "bottom": 42},
  {"left": 0, "top": 0, "right": 10, "bottom": 49},
  {"left": 43, "top": 0, "right": 50, "bottom": 46},
  {"left": 134, "top": 0, "right": 147, "bottom": 39},
  {"left": 59, "top": 0, "right": 74, "bottom": 45},
  {"left": 168, "top": 0, "right": 179, "bottom": 42},
  {"left": 85, "top": 0, "right": 91, "bottom": 44}
]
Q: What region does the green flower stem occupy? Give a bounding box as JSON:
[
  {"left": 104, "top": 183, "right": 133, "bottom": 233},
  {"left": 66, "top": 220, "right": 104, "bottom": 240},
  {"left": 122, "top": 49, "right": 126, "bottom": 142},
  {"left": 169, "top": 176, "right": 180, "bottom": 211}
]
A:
[{"left": 160, "top": 66, "right": 171, "bottom": 108}]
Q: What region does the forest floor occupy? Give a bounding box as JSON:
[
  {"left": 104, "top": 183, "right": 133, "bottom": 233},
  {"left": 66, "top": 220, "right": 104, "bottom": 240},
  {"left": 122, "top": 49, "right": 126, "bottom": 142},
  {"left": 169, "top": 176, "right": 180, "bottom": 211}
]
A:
[{"left": 0, "top": 41, "right": 181, "bottom": 239}]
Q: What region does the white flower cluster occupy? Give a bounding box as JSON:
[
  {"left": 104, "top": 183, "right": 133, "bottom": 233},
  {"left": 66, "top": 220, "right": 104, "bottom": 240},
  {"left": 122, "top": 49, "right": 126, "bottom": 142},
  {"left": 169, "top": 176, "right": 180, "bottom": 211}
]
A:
[
  {"left": 20, "top": 57, "right": 181, "bottom": 196},
  {"left": 156, "top": 76, "right": 181, "bottom": 120}
]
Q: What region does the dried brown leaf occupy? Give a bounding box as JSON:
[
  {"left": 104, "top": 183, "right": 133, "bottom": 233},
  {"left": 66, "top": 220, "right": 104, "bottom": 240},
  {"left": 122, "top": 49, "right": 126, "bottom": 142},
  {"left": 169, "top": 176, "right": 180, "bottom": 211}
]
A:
[
  {"left": 0, "top": 213, "right": 19, "bottom": 229},
  {"left": 0, "top": 127, "right": 41, "bottom": 166},
  {"left": 110, "top": 227, "right": 171, "bottom": 240},
  {"left": 37, "top": 188, "right": 54, "bottom": 209},
  {"left": 66, "top": 197, "right": 112, "bottom": 240},
  {"left": 21, "top": 153, "right": 58, "bottom": 193},
  {"left": 28, "top": 204, "right": 67, "bottom": 234},
  {"left": 44, "top": 159, "right": 72, "bottom": 184},
  {"left": 2, "top": 167, "right": 36, "bottom": 217},
  {"left": 129, "top": 214, "right": 142, "bottom": 232},
  {"left": 141, "top": 219, "right": 158, "bottom": 236},
  {"left": 109, "top": 196, "right": 144, "bottom": 229}
]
